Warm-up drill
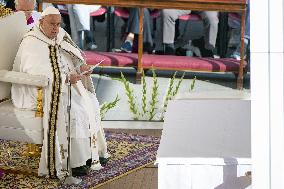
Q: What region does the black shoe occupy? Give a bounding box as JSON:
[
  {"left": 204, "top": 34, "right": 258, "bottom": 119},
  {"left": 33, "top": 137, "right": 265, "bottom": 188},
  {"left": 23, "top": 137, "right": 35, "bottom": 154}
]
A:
[
  {"left": 86, "top": 157, "right": 109, "bottom": 167},
  {"left": 154, "top": 50, "right": 165, "bottom": 55},
  {"left": 175, "top": 47, "right": 186, "bottom": 56},
  {"left": 72, "top": 166, "right": 89, "bottom": 177},
  {"left": 164, "top": 43, "right": 175, "bottom": 55},
  {"left": 143, "top": 42, "right": 154, "bottom": 54},
  {"left": 99, "top": 157, "right": 109, "bottom": 166},
  {"left": 202, "top": 47, "right": 219, "bottom": 58},
  {"left": 86, "top": 158, "right": 92, "bottom": 167}
]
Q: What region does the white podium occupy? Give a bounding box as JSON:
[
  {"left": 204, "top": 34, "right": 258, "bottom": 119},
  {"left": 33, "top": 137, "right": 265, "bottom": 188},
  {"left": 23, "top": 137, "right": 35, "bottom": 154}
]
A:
[{"left": 156, "top": 92, "right": 251, "bottom": 189}]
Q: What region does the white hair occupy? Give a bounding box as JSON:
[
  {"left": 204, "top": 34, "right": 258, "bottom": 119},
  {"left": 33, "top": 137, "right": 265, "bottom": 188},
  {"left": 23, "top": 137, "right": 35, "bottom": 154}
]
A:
[{"left": 14, "top": 0, "right": 36, "bottom": 6}]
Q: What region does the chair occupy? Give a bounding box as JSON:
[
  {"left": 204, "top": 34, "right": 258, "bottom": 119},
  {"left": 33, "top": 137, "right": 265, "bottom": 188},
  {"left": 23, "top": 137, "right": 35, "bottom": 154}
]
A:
[
  {"left": 114, "top": 7, "right": 129, "bottom": 19},
  {"left": 0, "top": 12, "right": 49, "bottom": 174},
  {"left": 228, "top": 13, "right": 241, "bottom": 26},
  {"left": 114, "top": 8, "right": 161, "bottom": 24}
]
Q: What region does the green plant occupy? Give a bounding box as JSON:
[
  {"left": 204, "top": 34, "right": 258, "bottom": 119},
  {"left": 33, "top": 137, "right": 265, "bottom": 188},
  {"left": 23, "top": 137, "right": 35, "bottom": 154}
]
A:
[
  {"left": 160, "top": 72, "right": 187, "bottom": 120},
  {"left": 148, "top": 69, "right": 159, "bottom": 120},
  {"left": 120, "top": 72, "right": 139, "bottom": 120},
  {"left": 189, "top": 76, "right": 197, "bottom": 92},
  {"left": 100, "top": 94, "right": 120, "bottom": 119},
  {"left": 162, "top": 71, "right": 177, "bottom": 110},
  {"left": 118, "top": 70, "right": 195, "bottom": 121},
  {"left": 141, "top": 70, "right": 147, "bottom": 115},
  {"left": 172, "top": 72, "right": 185, "bottom": 97}
]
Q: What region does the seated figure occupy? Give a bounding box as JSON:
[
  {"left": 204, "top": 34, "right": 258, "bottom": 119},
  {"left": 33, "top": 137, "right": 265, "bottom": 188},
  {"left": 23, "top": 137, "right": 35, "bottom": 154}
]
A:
[
  {"left": 162, "top": 9, "right": 219, "bottom": 57},
  {"left": 229, "top": 0, "right": 250, "bottom": 60},
  {"left": 67, "top": 4, "right": 101, "bottom": 50},
  {"left": 11, "top": 6, "right": 109, "bottom": 178},
  {"left": 15, "top": 0, "right": 41, "bottom": 29},
  {"left": 120, "top": 8, "right": 154, "bottom": 54}
]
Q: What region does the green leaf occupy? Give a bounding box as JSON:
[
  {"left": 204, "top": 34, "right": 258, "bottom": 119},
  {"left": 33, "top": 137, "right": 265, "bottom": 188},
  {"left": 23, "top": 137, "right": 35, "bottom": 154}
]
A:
[
  {"left": 100, "top": 94, "right": 121, "bottom": 119},
  {"left": 148, "top": 69, "right": 159, "bottom": 120},
  {"left": 141, "top": 70, "right": 147, "bottom": 114},
  {"left": 189, "top": 76, "right": 197, "bottom": 92},
  {"left": 120, "top": 72, "right": 139, "bottom": 119}
]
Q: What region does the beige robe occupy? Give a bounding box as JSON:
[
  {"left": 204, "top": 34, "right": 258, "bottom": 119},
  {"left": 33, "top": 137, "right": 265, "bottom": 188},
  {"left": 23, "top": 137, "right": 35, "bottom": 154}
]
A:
[{"left": 11, "top": 25, "right": 108, "bottom": 179}]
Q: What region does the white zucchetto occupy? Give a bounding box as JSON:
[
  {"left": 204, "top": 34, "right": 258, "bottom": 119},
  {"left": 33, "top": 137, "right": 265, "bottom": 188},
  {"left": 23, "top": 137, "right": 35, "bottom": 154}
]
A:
[{"left": 41, "top": 6, "right": 60, "bottom": 17}]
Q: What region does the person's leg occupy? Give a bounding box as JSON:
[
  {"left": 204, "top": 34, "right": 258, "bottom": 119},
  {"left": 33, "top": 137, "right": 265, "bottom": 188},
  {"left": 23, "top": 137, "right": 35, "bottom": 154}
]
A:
[
  {"left": 231, "top": 1, "right": 250, "bottom": 60},
  {"left": 67, "top": 5, "right": 80, "bottom": 47},
  {"left": 162, "top": 9, "right": 191, "bottom": 54},
  {"left": 71, "top": 138, "right": 91, "bottom": 176},
  {"left": 85, "top": 5, "right": 101, "bottom": 50},
  {"left": 86, "top": 30, "right": 97, "bottom": 50},
  {"left": 120, "top": 8, "right": 137, "bottom": 52},
  {"left": 84, "top": 91, "right": 109, "bottom": 169},
  {"left": 142, "top": 8, "right": 153, "bottom": 53},
  {"left": 121, "top": 8, "right": 153, "bottom": 53},
  {"left": 72, "top": 4, "right": 100, "bottom": 50},
  {"left": 97, "top": 128, "right": 110, "bottom": 166},
  {"left": 126, "top": 8, "right": 139, "bottom": 34},
  {"left": 201, "top": 11, "right": 219, "bottom": 51},
  {"left": 245, "top": 0, "right": 250, "bottom": 40},
  {"left": 71, "top": 5, "right": 90, "bottom": 49}
]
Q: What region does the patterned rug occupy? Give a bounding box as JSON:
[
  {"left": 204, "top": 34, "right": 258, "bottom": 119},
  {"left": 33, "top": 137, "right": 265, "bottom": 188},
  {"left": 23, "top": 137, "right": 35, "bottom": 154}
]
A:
[{"left": 0, "top": 131, "right": 160, "bottom": 189}]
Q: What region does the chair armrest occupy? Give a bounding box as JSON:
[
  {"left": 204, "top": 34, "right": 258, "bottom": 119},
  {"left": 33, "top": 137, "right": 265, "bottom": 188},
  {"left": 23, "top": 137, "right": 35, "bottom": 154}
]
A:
[{"left": 0, "top": 70, "right": 49, "bottom": 87}]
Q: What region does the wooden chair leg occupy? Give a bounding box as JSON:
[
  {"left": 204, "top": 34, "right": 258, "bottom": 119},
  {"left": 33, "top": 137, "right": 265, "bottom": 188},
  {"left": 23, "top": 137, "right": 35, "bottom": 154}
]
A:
[{"left": 136, "top": 71, "right": 142, "bottom": 84}]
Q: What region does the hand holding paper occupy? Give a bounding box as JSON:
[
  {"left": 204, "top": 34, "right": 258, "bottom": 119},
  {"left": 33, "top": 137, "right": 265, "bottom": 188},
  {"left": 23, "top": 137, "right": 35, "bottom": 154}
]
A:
[{"left": 80, "top": 59, "right": 105, "bottom": 75}]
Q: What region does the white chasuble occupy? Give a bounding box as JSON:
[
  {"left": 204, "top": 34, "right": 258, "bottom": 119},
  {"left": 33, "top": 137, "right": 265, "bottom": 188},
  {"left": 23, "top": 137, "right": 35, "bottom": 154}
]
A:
[{"left": 11, "top": 25, "right": 108, "bottom": 178}]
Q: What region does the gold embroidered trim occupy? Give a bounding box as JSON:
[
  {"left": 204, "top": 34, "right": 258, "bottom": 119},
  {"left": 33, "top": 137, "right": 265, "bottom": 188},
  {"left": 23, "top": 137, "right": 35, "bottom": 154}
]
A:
[
  {"left": 35, "top": 87, "right": 44, "bottom": 117},
  {"left": 23, "top": 143, "right": 41, "bottom": 157},
  {"left": 60, "top": 144, "right": 67, "bottom": 160},
  {"left": 92, "top": 137, "right": 97, "bottom": 148},
  {"left": 62, "top": 34, "right": 84, "bottom": 64},
  {"left": 0, "top": 5, "right": 13, "bottom": 19},
  {"left": 47, "top": 45, "right": 62, "bottom": 178},
  {"left": 63, "top": 35, "right": 78, "bottom": 49},
  {"left": 23, "top": 34, "right": 49, "bottom": 45}
]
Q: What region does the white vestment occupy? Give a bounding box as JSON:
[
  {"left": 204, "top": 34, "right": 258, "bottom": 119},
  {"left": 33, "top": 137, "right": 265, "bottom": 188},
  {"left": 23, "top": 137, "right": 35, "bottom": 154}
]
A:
[
  {"left": 67, "top": 4, "right": 101, "bottom": 45},
  {"left": 26, "top": 11, "right": 41, "bottom": 30},
  {"left": 11, "top": 25, "right": 108, "bottom": 178}
]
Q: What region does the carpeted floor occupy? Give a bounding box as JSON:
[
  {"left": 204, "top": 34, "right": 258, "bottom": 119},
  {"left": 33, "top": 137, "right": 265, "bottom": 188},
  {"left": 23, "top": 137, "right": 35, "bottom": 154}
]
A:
[{"left": 0, "top": 131, "right": 160, "bottom": 189}]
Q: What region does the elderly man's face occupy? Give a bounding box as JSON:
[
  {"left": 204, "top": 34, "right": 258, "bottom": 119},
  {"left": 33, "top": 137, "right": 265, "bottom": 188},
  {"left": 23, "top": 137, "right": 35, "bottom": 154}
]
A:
[
  {"left": 40, "top": 14, "right": 61, "bottom": 39},
  {"left": 15, "top": 0, "right": 35, "bottom": 20}
]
